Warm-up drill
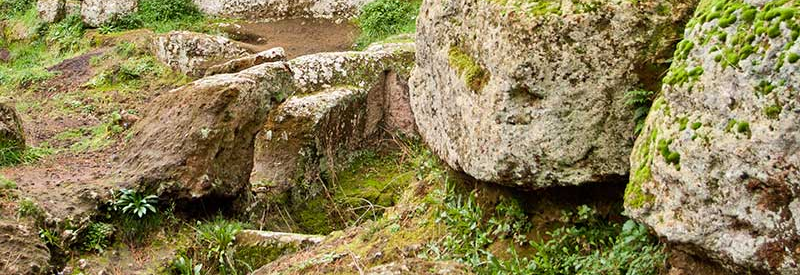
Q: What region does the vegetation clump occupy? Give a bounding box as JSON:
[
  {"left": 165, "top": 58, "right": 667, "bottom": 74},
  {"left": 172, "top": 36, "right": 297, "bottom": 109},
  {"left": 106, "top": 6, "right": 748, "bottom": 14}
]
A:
[{"left": 354, "top": 0, "right": 421, "bottom": 48}]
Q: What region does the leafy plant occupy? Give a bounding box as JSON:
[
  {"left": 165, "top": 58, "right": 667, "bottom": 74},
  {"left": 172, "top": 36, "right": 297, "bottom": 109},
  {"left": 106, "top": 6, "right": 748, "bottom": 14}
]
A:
[
  {"left": 355, "top": 0, "right": 421, "bottom": 49},
  {"left": 624, "top": 89, "right": 656, "bottom": 136},
  {"left": 81, "top": 222, "right": 115, "bottom": 252},
  {"left": 172, "top": 255, "right": 204, "bottom": 275},
  {"left": 39, "top": 228, "right": 61, "bottom": 248},
  {"left": 101, "top": 0, "right": 207, "bottom": 33},
  {"left": 195, "top": 218, "right": 246, "bottom": 275},
  {"left": 114, "top": 189, "right": 158, "bottom": 218}
]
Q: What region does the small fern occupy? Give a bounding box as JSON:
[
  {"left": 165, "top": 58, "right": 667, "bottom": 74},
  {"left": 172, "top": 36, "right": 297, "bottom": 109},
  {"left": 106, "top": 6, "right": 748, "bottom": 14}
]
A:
[{"left": 624, "top": 89, "right": 656, "bottom": 136}]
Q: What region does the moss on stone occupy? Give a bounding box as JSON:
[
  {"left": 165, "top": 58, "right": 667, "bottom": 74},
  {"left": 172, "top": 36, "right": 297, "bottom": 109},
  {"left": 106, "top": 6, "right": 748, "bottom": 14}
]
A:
[
  {"left": 448, "top": 46, "right": 490, "bottom": 92},
  {"left": 764, "top": 104, "right": 782, "bottom": 119}
]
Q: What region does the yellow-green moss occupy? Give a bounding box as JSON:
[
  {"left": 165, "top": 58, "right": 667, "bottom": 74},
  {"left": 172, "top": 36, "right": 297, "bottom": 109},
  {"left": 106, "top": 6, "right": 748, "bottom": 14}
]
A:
[{"left": 448, "top": 46, "right": 490, "bottom": 92}]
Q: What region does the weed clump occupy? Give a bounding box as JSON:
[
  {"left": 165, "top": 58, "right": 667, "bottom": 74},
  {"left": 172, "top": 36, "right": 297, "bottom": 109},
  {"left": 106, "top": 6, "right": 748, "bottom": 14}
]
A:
[{"left": 100, "top": 0, "right": 206, "bottom": 33}]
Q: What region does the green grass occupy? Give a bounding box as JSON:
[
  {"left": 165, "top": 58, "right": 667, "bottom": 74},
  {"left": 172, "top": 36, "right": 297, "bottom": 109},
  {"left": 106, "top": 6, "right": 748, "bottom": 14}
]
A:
[
  {"left": 354, "top": 0, "right": 422, "bottom": 49},
  {"left": 0, "top": 142, "right": 53, "bottom": 167},
  {"left": 100, "top": 0, "right": 221, "bottom": 34},
  {"left": 433, "top": 186, "right": 666, "bottom": 274}
]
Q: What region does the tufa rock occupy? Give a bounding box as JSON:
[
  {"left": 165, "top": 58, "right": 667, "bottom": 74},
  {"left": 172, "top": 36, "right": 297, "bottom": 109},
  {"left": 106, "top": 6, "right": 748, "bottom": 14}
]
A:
[
  {"left": 626, "top": 0, "right": 800, "bottom": 273},
  {"left": 154, "top": 31, "right": 252, "bottom": 77},
  {"left": 204, "top": 47, "right": 287, "bottom": 77},
  {"left": 80, "top": 0, "right": 137, "bottom": 27},
  {"left": 36, "top": 0, "right": 66, "bottom": 23},
  {"left": 116, "top": 63, "right": 294, "bottom": 200},
  {"left": 409, "top": 0, "right": 697, "bottom": 188}
]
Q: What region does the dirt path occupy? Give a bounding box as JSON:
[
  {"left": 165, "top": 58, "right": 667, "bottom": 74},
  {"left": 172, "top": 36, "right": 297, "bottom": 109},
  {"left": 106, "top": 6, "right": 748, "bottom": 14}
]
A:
[{"left": 223, "top": 18, "right": 360, "bottom": 58}]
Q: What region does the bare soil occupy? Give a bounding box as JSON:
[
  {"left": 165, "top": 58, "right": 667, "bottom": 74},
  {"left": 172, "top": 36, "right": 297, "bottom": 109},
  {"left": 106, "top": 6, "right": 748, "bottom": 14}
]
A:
[
  {"left": 44, "top": 50, "right": 105, "bottom": 95},
  {"left": 223, "top": 18, "right": 360, "bottom": 58}
]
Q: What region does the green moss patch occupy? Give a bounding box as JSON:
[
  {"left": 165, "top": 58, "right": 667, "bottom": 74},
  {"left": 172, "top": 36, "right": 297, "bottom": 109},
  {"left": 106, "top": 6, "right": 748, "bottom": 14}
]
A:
[{"left": 448, "top": 46, "right": 491, "bottom": 92}]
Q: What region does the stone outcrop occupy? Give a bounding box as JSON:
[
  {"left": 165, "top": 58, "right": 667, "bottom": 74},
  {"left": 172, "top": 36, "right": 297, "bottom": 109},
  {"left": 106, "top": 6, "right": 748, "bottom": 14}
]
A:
[
  {"left": 0, "top": 102, "right": 26, "bottom": 151},
  {"left": 118, "top": 44, "right": 413, "bottom": 201},
  {"left": 247, "top": 45, "right": 415, "bottom": 233},
  {"left": 204, "top": 47, "right": 286, "bottom": 77},
  {"left": 0, "top": 220, "right": 50, "bottom": 275},
  {"left": 192, "top": 0, "right": 373, "bottom": 21},
  {"left": 80, "top": 0, "right": 137, "bottom": 27},
  {"left": 116, "top": 63, "right": 294, "bottom": 200},
  {"left": 626, "top": 0, "right": 800, "bottom": 273},
  {"left": 410, "top": 0, "right": 696, "bottom": 189},
  {"left": 154, "top": 31, "right": 252, "bottom": 77},
  {"left": 36, "top": 0, "right": 65, "bottom": 23}
]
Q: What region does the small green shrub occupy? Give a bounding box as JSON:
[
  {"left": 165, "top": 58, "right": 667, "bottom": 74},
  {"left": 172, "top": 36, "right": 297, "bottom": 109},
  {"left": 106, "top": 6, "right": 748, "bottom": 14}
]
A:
[
  {"left": 17, "top": 198, "right": 43, "bottom": 219},
  {"left": 81, "top": 222, "right": 115, "bottom": 252},
  {"left": 0, "top": 0, "right": 35, "bottom": 19},
  {"left": 45, "top": 14, "right": 86, "bottom": 53},
  {"left": 355, "top": 0, "right": 421, "bottom": 49},
  {"left": 195, "top": 218, "right": 246, "bottom": 275},
  {"left": 172, "top": 256, "right": 204, "bottom": 275},
  {"left": 114, "top": 189, "right": 158, "bottom": 218}
]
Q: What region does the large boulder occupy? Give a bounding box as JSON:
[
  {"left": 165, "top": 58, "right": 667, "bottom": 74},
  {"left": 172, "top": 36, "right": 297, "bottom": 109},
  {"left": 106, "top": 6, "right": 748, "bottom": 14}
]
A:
[
  {"left": 192, "top": 0, "right": 372, "bottom": 20},
  {"left": 0, "top": 220, "right": 50, "bottom": 274},
  {"left": 626, "top": 0, "right": 800, "bottom": 273},
  {"left": 154, "top": 31, "right": 252, "bottom": 77},
  {"left": 0, "top": 102, "right": 26, "bottom": 151},
  {"left": 36, "top": 0, "right": 65, "bottom": 23},
  {"left": 116, "top": 63, "right": 294, "bottom": 200},
  {"left": 80, "top": 0, "right": 137, "bottom": 27},
  {"left": 409, "top": 0, "right": 697, "bottom": 188}
]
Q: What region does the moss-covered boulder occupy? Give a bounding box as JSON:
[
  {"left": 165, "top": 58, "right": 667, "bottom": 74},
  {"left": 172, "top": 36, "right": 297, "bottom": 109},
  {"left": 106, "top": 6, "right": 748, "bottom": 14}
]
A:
[
  {"left": 410, "top": 0, "right": 697, "bottom": 188},
  {"left": 626, "top": 0, "right": 800, "bottom": 273}
]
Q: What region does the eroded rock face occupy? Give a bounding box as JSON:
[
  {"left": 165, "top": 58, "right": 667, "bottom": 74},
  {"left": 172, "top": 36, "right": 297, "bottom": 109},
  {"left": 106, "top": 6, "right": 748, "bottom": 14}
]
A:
[
  {"left": 410, "top": 0, "right": 696, "bottom": 188},
  {"left": 192, "top": 0, "right": 373, "bottom": 20},
  {"left": 154, "top": 31, "right": 251, "bottom": 77},
  {"left": 117, "top": 63, "right": 294, "bottom": 200},
  {"left": 204, "top": 47, "right": 286, "bottom": 77},
  {"left": 37, "top": 0, "right": 65, "bottom": 23},
  {"left": 626, "top": 0, "right": 800, "bottom": 273},
  {"left": 0, "top": 221, "right": 50, "bottom": 275},
  {"left": 0, "top": 102, "right": 26, "bottom": 150},
  {"left": 80, "top": 0, "right": 137, "bottom": 27}
]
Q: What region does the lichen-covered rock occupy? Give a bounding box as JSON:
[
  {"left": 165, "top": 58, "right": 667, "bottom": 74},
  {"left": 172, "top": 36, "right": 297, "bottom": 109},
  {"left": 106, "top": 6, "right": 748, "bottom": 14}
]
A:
[
  {"left": 204, "top": 47, "right": 286, "bottom": 77},
  {"left": 80, "top": 0, "right": 137, "bottom": 27},
  {"left": 116, "top": 63, "right": 294, "bottom": 200},
  {"left": 410, "top": 0, "right": 696, "bottom": 188},
  {"left": 366, "top": 259, "right": 471, "bottom": 275},
  {"left": 154, "top": 31, "right": 251, "bottom": 77},
  {"left": 192, "top": 0, "right": 373, "bottom": 20},
  {"left": 37, "top": 0, "right": 65, "bottom": 23},
  {"left": 626, "top": 0, "right": 800, "bottom": 273},
  {"left": 0, "top": 102, "right": 26, "bottom": 150},
  {"left": 0, "top": 220, "right": 50, "bottom": 275}
]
